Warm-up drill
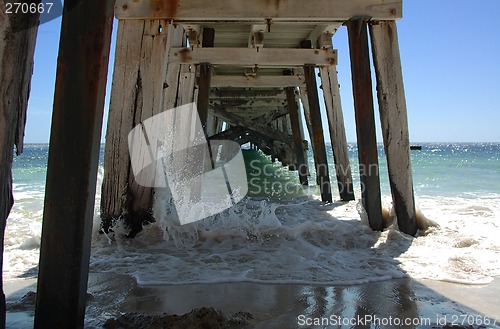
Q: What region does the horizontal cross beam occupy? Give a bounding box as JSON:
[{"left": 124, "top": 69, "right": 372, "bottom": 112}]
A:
[
  {"left": 307, "top": 23, "right": 343, "bottom": 48},
  {"left": 212, "top": 107, "right": 293, "bottom": 143},
  {"left": 208, "top": 127, "right": 273, "bottom": 154},
  {"left": 170, "top": 48, "right": 337, "bottom": 66},
  {"left": 116, "top": 0, "right": 402, "bottom": 21},
  {"left": 209, "top": 89, "right": 286, "bottom": 99},
  {"left": 210, "top": 98, "right": 287, "bottom": 108},
  {"left": 211, "top": 75, "right": 304, "bottom": 88},
  {"left": 221, "top": 106, "right": 289, "bottom": 121}
]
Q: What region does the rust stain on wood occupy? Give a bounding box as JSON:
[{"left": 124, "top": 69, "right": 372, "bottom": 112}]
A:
[
  {"left": 167, "top": 0, "right": 179, "bottom": 18},
  {"left": 179, "top": 48, "right": 192, "bottom": 62},
  {"left": 150, "top": 0, "right": 179, "bottom": 18}
]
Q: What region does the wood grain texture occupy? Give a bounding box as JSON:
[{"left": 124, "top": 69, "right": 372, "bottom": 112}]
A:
[
  {"left": 286, "top": 87, "right": 308, "bottom": 185},
  {"left": 370, "top": 20, "right": 417, "bottom": 236},
  {"left": 319, "top": 66, "right": 354, "bottom": 201},
  {"left": 34, "top": 0, "right": 113, "bottom": 327},
  {"left": 298, "top": 85, "right": 318, "bottom": 184},
  {"left": 169, "top": 47, "right": 337, "bottom": 67},
  {"left": 346, "top": 18, "right": 383, "bottom": 231},
  {"left": 101, "top": 21, "right": 182, "bottom": 235},
  {"left": 0, "top": 3, "right": 39, "bottom": 327},
  {"left": 101, "top": 20, "right": 146, "bottom": 232},
  {"left": 211, "top": 75, "right": 305, "bottom": 88},
  {"left": 197, "top": 27, "right": 214, "bottom": 128},
  {"left": 304, "top": 64, "right": 332, "bottom": 203},
  {"left": 115, "top": 0, "right": 402, "bottom": 21}
]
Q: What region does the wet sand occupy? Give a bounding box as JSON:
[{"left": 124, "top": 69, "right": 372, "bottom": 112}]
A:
[{"left": 4, "top": 274, "right": 500, "bottom": 328}]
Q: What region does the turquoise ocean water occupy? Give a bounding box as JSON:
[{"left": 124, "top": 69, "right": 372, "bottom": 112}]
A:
[
  {"left": 4, "top": 143, "right": 500, "bottom": 327},
  {"left": 10, "top": 143, "right": 500, "bottom": 200}
]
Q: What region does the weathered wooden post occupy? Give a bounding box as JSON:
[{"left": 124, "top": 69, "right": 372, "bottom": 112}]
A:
[
  {"left": 101, "top": 22, "right": 184, "bottom": 235},
  {"left": 0, "top": 3, "right": 39, "bottom": 327},
  {"left": 319, "top": 64, "right": 355, "bottom": 201},
  {"left": 295, "top": 90, "right": 310, "bottom": 177},
  {"left": 298, "top": 85, "right": 318, "bottom": 171},
  {"left": 315, "top": 32, "right": 354, "bottom": 201},
  {"left": 346, "top": 18, "right": 383, "bottom": 230},
  {"left": 34, "top": 0, "right": 114, "bottom": 328},
  {"left": 370, "top": 20, "right": 417, "bottom": 235},
  {"left": 198, "top": 27, "right": 214, "bottom": 107},
  {"left": 196, "top": 28, "right": 215, "bottom": 128},
  {"left": 206, "top": 110, "right": 219, "bottom": 136},
  {"left": 303, "top": 64, "right": 332, "bottom": 203},
  {"left": 285, "top": 85, "right": 308, "bottom": 185}
]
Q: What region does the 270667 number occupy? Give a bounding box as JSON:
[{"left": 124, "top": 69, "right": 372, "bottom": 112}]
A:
[{"left": 5, "top": 2, "right": 53, "bottom": 14}]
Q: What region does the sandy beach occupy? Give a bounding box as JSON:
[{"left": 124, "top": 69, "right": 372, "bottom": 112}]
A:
[{"left": 4, "top": 273, "right": 500, "bottom": 328}]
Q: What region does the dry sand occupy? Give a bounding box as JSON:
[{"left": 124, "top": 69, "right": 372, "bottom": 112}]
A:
[{"left": 4, "top": 273, "right": 500, "bottom": 328}]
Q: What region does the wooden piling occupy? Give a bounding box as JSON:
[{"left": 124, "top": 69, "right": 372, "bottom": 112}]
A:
[
  {"left": 34, "top": 0, "right": 114, "bottom": 328},
  {"left": 101, "top": 22, "right": 183, "bottom": 235},
  {"left": 163, "top": 25, "right": 185, "bottom": 111},
  {"left": 206, "top": 109, "right": 218, "bottom": 136},
  {"left": 298, "top": 86, "right": 320, "bottom": 184},
  {"left": 346, "top": 18, "right": 383, "bottom": 230},
  {"left": 294, "top": 89, "right": 310, "bottom": 177},
  {"left": 196, "top": 30, "right": 215, "bottom": 128},
  {"left": 370, "top": 21, "right": 417, "bottom": 236},
  {"left": 319, "top": 65, "right": 355, "bottom": 201},
  {"left": 286, "top": 87, "right": 308, "bottom": 185},
  {"left": 0, "top": 6, "right": 39, "bottom": 327},
  {"left": 303, "top": 65, "right": 332, "bottom": 203}
]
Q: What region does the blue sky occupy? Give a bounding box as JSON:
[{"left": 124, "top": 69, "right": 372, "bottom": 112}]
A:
[{"left": 25, "top": 0, "right": 500, "bottom": 143}]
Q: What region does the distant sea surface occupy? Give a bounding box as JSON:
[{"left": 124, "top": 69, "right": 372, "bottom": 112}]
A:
[{"left": 4, "top": 143, "right": 500, "bottom": 311}]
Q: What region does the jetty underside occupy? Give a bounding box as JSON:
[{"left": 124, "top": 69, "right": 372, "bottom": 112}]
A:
[
  {"left": 100, "top": 0, "right": 408, "bottom": 234},
  {"left": 0, "top": 0, "right": 420, "bottom": 328}
]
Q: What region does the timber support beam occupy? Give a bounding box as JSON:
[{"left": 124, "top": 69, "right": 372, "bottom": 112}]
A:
[
  {"left": 370, "top": 20, "right": 417, "bottom": 236},
  {"left": 35, "top": 0, "right": 114, "bottom": 328},
  {"left": 303, "top": 64, "right": 332, "bottom": 203},
  {"left": 196, "top": 27, "right": 215, "bottom": 128},
  {"left": 346, "top": 18, "right": 383, "bottom": 231},
  {"left": 211, "top": 75, "right": 305, "bottom": 88},
  {"left": 101, "top": 22, "right": 184, "bottom": 235},
  {"left": 115, "top": 0, "right": 402, "bottom": 21},
  {"left": 319, "top": 64, "right": 355, "bottom": 201},
  {"left": 212, "top": 107, "right": 294, "bottom": 144},
  {"left": 286, "top": 87, "right": 308, "bottom": 185},
  {"left": 0, "top": 5, "right": 40, "bottom": 327},
  {"left": 170, "top": 47, "right": 337, "bottom": 67}
]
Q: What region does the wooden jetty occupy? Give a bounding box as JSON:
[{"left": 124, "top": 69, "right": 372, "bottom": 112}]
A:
[{"left": 0, "top": 0, "right": 419, "bottom": 327}]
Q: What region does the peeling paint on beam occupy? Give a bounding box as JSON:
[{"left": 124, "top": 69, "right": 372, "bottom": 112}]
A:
[{"left": 116, "top": 0, "right": 402, "bottom": 21}]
